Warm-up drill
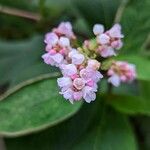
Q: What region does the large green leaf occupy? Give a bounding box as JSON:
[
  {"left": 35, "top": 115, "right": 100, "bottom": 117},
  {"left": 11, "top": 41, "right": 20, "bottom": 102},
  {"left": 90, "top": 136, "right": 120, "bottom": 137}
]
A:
[
  {"left": 5, "top": 99, "right": 137, "bottom": 150},
  {"left": 0, "top": 77, "right": 82, "bottom": 137},
  {"left": 0, "top": 35, "right": 59, "bottom": 89},
  {"left": 117, "top": 55, "right": 150, "bottom": 81},
  {"left": 74, "top": 0, "right": 122, "bottom": 29},
  {"left": 5, "top": 97, "right": 102, "bottom": 149},
  {"left": 73, "top": 109, "right": 137, "bottom": 150},
  {"left": 121, "top": 0, "right": 150, "bottom": 54},
  {"left": 108, "top": 94, "right": 150, "bottom": 115}
]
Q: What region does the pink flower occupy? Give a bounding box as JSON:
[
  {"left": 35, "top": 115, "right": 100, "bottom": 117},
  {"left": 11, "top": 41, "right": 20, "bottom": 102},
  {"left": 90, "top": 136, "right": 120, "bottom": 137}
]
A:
[
  {"left": 97, "top": 33, "right": 110, "bottom": 45},
  {"left": 80, "top": 68, "right": 103, "bottom": 82},
  {"left": 43, "top": 28, "right": 74, "bottom": 67},
  {"left": 93, "top": 23, "right": 124, "bottom": 57},
  {"left": 108, "top": 75, "right": 120, "bottom": 87},
  {"left": 42, "top": 52, "right": 63, "bottom": 66},
  {"left": 61, "top": 88, "right": 74, "bottom": 103},
  {"left": 107, "top": 61, "right": 136, "bottom": 87},
  {"left": 73, "top": 78, "right": 85, "bottom": 90},
  {"left": 42, "top": 21, "right": 136, "bottom": 104},
  {"left": 42, "top": 53, "right": 52, "bottom": 65},
  {"left": 93, "top": 24, "right": 104, "bottom": 35},
  {"left": 87, "top": 59, "right": 101, "bottom": 70},
  {"left": 44, "top": 32, "right": 58, "bottom": 46},
  {"left": 80, "top": 68, "right": 94, "bottom": 80},
  {"left": 53, "top": 22, "right": 76, "bottom": 39},
  {"left": 98, "top": 46, "right": 116, "bottom": 58},
  {"left": 108, "top": 24, "right": 124, "bottom": 38},
  {"left": 57, "top": 77, "right": 72, "bottom": 88},
  {"left": 73, "top": 91, "right": 83, "bottom": 101},
  {"left": 69, "top": 50, "right": 85, "bottom": 65},
  {"left": 111, "top": 40, "right": 123, "bottom": 49},
  {"left": 61, "top": 64, "right": 77, "bottom": 76},
  {"left": 58, "top": 58, "right": 103, "bottom": 103},
  {"left": 82, "top": 86, "right": 96, "bottom": 103}
]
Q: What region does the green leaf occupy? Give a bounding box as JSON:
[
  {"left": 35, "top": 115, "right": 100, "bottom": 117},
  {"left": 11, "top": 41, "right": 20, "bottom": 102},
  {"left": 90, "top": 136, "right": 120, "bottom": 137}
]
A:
[
  {"left": 5, "top": 104, "right": 137, "bottom": 150},
  {"left": 108, "top": 94, "right": 150, "bottom": 115},
  {"left": 74, "top": 0, "right": 122, "bottom": 29},
  {"left": 73, "top": 109, "right": 137, "bottom": 150},
  {"left": 121, "top": 0, "right": 150, "bottom": 54},
  {"left": 5, "top": 97, "right": 102, "bottom": 149},
  {"left": 0, "top": 77, "right": 82, "bottom": 137},
  {"left": 0, "top": 35, "right": 59, "bottom": 89},
  {"left": 117, "top": 55, "right": 150, "bottom": 81},
  {"left": 139, "top": 80, "right": 150, "bottom": 99},
  {"left": 135, "top": 116, "right": 150, "bottom": 150}
]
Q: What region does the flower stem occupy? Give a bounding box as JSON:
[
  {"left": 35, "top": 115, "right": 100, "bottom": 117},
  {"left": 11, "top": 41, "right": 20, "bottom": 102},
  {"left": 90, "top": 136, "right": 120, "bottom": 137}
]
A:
[{"left": 0, "top": 5, "right": 41, "bottom": 21}]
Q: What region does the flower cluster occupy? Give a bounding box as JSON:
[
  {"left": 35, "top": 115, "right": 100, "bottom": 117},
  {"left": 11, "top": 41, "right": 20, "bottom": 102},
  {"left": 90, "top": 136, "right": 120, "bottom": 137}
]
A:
[
  {"left": 58, "top": 57, "right": 103, "bottom": 103},
  {"left": 93, "top": 24, "right": 124, "bottom": 58},
  {"left": 42, "top": 22, "right": 136, "bottom": 103},
  {"left": 107, "top": 61, "right": 136, "bottom": 87},
  {"left": 42, "top": 22, "right": 75, "bottom": 67}
]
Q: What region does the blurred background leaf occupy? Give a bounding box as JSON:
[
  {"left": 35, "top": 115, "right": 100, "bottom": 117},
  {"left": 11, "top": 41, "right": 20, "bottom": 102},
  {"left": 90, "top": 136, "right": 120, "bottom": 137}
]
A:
[
  {"left": 73, "top": 0, "right": 122, "bottom": 29},
  {"left": 0, "top": 35, "right": 59, "bottom": 91},
  {"left": 0, "top": 0, "right": 39, "bottom": 39},
  {"left": 107, "top": 94, "right": 150, "bottom": 115},
  {"left": 120, "top": 0, "right": 150, "bottom": 55}
]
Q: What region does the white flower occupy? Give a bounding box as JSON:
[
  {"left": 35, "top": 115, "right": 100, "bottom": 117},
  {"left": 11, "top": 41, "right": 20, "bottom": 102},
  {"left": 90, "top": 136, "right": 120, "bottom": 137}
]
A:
[
  {"left": 61, "top": 88, "right": 74, "bottom": 103},
  {"left": 59, "top": 37, "right": 70, "bottom": 47},
  {"left": 100, "top": 46, "right": 116, "bottom": 58},
  {"left": 42, "top": 52, "right": 64, "bottom": 67},
  {"left": 57, "top": 77, "right": 72, "bottom": 88},
  {"left": 42, "top": 53, "right": 52, "bottom": 65},
  {"left": 108, "top": 75, "right": 120, "bottom": 87},
  {"left": 68, "top": 49, "right": 78, "bottom": 58},
  {"left": 71, "top": 53, "right": 85, "bottom": 65},
  {"left": 50, "top": 53, "right": 64, "bottom": 66},
  {"left": 61, "top": 64, "right": 77, "bottom": 76},
  {"left": 93, "top": 24, "right": 104, "bottom": 35},
  {"left": 82, "top": 86, "right": 96, "bottom": 103},
  {"left": 44, "top": 32, "right": 58, "bottom": 46}
]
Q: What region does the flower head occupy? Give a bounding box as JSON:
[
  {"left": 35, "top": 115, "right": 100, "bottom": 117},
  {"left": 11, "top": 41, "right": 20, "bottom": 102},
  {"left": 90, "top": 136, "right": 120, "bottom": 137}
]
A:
[
  {"left": 107, "top": 61, "right": 136, "bottom": 87},
  {"left": 57, "top": 56, "right": 103, "bottom": 103},
  {"left": 93, "top": 23, "right": 124, "bottom": 58},
  {"left": 42, "top": 21, "right": 136, "bottom": 104}
]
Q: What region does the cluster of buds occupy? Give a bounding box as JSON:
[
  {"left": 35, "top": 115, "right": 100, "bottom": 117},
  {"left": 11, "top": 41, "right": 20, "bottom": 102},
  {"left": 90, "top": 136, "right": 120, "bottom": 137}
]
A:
[
  {"left": 93, "top": 24, "right": 123, "bottom": 57},
  {"left": 107, "top": 61, "right": 136, "bottom": 87},
  {"left": 42, "top": 22, "right": 75, "bottom": 67},
  {"left": 42, "top": 22, "right": 136, "bottom": 103}
]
